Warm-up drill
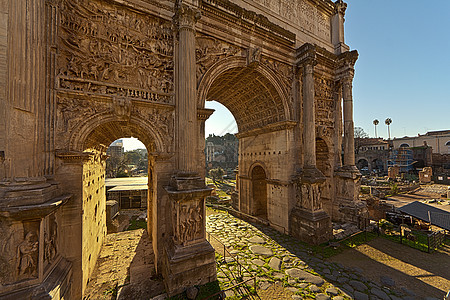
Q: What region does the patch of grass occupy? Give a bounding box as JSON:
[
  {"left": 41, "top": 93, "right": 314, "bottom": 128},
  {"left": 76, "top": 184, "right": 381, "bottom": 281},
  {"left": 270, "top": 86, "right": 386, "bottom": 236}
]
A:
[
  {"left": 103, "top": 283, "right": 118, "bottom": 299},
  {"left": 312, "top": 232, "right": 378, "bottom": 258},
  {"left": 126, "top": 217, "right": 147, "bottom": 230},
  {"left": 197, "top": 280, "right": 222, "bottom": 300}
]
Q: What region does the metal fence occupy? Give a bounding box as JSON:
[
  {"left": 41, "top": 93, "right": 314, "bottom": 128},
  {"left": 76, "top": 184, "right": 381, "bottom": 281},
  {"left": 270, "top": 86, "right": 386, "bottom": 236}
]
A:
[
  {"left": 380, "top": 226, "right": 447, "bottom": 253},
  {"left": 204, "top": 232, "right": 260, "bottom": 300}
]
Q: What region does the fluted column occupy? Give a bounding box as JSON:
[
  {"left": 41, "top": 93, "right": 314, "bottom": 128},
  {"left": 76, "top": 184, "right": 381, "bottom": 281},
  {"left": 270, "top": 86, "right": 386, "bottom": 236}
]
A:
[
  {"left": 174, "top": 3, "right": 200, "bottom": 173},
  {"left": 302, "top": 58, "right": 317, "bottom": 168},
  {"left": 342, "top": 75, "right": 355, "bottom": 167}
]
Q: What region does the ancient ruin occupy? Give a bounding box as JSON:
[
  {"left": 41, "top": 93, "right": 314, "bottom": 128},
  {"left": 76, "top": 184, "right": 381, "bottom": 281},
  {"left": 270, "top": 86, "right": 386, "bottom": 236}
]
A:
[{"left": 0, "top": 0, "right": 364, "bottom": 298}]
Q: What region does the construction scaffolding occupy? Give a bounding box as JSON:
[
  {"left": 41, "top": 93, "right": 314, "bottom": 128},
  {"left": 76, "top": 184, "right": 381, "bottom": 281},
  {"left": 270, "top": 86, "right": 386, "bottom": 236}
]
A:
[{"left": 388, "top": 147, "right": 415, "bottom": 173}]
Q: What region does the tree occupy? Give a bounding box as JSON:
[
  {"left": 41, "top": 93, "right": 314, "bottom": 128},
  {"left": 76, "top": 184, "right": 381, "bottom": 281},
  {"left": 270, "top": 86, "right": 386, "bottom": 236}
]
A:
[
  {"left": 209, "top": 167, "right": 225, "bottom": 184},
  {"left": 373, "top": 119, "right": 379, "bottom": 138},
  {"left": 385, "top": 118, "right": 392, "bottom": 140},
  {"left": 354, "top": 127, "right": 369, "bottom": 154}
]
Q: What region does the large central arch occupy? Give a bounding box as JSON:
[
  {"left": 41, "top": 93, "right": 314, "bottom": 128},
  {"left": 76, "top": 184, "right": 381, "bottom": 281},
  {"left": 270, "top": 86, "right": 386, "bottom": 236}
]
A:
[{"left": 198, "top": 56, "right": 296, "bottom": 231}]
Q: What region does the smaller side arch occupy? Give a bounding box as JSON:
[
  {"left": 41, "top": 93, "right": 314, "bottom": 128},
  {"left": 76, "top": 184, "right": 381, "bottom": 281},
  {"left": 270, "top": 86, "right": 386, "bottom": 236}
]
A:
[{"left": 68, "top": 112, "right": 166, "bottom": 153}]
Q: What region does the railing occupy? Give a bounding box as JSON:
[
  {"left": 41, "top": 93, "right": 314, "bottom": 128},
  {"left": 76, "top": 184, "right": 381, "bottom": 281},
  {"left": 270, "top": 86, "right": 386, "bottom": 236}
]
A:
[
  {"left": 203, "top": 232, "right": 260, "bottom": 300},
  {"left": 427, "top": 229, "right": 446, "bottom": 253}
]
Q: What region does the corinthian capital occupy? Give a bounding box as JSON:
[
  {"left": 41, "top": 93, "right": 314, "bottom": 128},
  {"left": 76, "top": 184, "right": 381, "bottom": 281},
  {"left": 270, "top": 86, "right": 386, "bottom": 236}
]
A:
[{"left": 174, "top": 2, "right": 201, "bottom": 31}]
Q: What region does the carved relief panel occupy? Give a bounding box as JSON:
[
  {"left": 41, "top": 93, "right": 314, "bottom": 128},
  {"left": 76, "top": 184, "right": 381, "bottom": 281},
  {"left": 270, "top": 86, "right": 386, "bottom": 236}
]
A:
[
  {"left": 314, "top": 76, "right": 335, "bottom": 132},
  {"left": 172, "top": 200, "right": 204, "bottom": 246},
  {"left": 56, "top": 0, "right": 174, "bottom": 104},
  {"left": 0, "top": 220, "right": 40, "bottom": 286}
]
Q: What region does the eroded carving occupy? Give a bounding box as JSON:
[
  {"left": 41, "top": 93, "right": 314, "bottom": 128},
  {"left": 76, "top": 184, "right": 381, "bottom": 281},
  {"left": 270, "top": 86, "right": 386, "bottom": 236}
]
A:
[
  {"left": 173, "top": 200, "right": 203, "bottom": 245},
  {"left": 16, "top": 232, "right": 39, "bottom": 280},
  {"left": 196, "top": 35, "right": 240, "bottom": 84},
  {"left": 57, "top": 0, "right": 174, "bottom": 103},
  {"left": 44, "top": 215, "right": 57, "bottom": 266},
  {"left": 247, "top": 47, "right": 261, "bottom": 67}
]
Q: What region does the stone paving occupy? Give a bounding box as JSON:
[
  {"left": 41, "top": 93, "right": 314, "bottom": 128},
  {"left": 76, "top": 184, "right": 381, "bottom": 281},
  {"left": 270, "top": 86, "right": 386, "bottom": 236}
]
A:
[{"left": 206, "top": 210, "right": 441, "bottom": 300}]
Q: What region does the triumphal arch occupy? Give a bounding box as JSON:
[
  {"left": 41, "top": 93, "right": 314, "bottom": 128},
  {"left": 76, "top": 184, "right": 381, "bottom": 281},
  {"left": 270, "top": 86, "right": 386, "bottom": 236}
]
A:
[{"left": 0, "top": 0, "right": 365, "bottom": 298}]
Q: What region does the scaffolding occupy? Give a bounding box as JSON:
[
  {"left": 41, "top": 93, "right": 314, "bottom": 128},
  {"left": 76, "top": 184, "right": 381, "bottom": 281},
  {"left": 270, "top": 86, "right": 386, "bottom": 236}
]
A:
[{"left": 388, "top": 147, "right": 415, "bottom": 173}]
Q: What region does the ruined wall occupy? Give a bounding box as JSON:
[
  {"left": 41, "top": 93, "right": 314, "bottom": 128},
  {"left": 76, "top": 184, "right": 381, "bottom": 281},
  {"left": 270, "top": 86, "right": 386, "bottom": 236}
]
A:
[{"left": 81, "top": 150, "right": 107, "bottom": 292}]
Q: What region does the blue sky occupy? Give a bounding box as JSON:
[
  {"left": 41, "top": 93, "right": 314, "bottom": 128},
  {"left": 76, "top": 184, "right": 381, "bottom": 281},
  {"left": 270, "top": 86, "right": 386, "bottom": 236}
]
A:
[
  {"left": 124, "top": 1, "right": 450, "bottom": 150},
  {"left": 345, "top": 0, "right": 450, "bottom": 139}
]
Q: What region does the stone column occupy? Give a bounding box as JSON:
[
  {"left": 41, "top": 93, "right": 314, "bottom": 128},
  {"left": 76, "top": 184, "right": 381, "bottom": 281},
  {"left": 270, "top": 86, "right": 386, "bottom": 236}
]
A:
[
  {"left": 342, "top": 75, "right": 356, "bottom": 167},
  {"left": 163, "top": 3, "right": 216, "bottom": 296},
  {"left": 334, "top": 51, "right": 366, "bottom": 225},
  {"left": 302, "top": 58, "right": 317, "bottom": 168},
  {"left": 175, "top": 3, "right": 200, "bottom": 174},
  {"left": 289, "top": 45, "right": 331, "bottom": 245}
]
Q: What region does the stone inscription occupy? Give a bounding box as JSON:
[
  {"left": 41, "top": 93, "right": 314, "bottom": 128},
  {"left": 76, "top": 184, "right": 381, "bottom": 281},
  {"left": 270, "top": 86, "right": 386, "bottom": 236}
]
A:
[
  {"left": 57, "top": 0, "right": 174, "bottom": 104},
  {"left": 253, "top": 0, "right": 331, "bottom": 42}
]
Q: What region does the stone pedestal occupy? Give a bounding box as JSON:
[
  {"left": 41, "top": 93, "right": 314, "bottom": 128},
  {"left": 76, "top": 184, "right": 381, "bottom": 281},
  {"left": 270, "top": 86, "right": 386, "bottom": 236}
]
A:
[
  {"left": 0, "top": 178, "right": 72, "bottom": 299},
  {"left": 289, "top": 167, "right": 332, "bottom": 245},
  {"left": 163, "top": 173, "right": 216, "bottom": 296},
  {"left": 334, "top": 166, "right": 367, "bottom": 226},
  {"left": 290, "top": 207, "right": 331, "bottom": 245}
]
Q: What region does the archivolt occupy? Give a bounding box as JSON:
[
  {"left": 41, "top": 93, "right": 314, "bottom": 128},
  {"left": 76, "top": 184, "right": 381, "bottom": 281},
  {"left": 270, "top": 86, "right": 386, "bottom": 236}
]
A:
[
  {"left": 69, "top": 112, "right": 165, "bottom": 153},
  {"left": 197, "top": 56, "right": 293, "bottom": 132}
]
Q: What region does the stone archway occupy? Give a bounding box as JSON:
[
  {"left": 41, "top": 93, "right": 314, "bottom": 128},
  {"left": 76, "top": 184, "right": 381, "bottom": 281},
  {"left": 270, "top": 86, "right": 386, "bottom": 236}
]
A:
[
  {"left": 197, "top": 56, "right": 295, "bottom": 230},
  {"left": 251, "top": 165, "right": 268, "bottom": 219},
  {"left": 55, "top": 113, "right": 171, "bottom": 298},
  {"left": 357, "top": 158, "right": 370, "bottom": 172}
]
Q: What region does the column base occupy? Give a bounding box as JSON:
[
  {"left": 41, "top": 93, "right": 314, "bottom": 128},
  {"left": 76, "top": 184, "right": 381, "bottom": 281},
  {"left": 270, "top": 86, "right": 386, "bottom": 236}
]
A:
[
  {"left": 289, "top": 207, "right": 332, "bottom": 245},
  {"left": 162, "top": 241, "right": 216, "bottom": 297}
]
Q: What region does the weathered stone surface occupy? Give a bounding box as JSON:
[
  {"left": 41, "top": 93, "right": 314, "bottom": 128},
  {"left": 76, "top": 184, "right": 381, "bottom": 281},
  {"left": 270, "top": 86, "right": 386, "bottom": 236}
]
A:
[
  {"left": 269, "top": 257, "right": 282, "bottom": 271},
  {"left": 353, "top": 291, "right": 369, "bottom": 300},
  {"left": 252, "top": 258, "right": 266, "bottom": 266},
  {"left": 286, "top": 268, "right": 324, "bottom": 286},
  {"left": 316, "top": 294, "right": 331, "bottom": 300},
  {"left": 0, "top": 0, "right": 364, "bottom": 297},
  {"left": 370, "top": 287, "right": 390, "bottom": 300},
  {"left": 380, "top": 276, "right": 396, "bottom": 287},
  {"left": 248, "top": 236, "right": 266, "bottom": 244},
  {"left": 249, "top": 245, "right": 273, "bottom": 257},
  {"left": 326, "top": 288, "right": 339, "bottom": 296},
  {"left": 309, "top": 285, "right": 320, "bottom": 292},
  {"left": 349, "top": 280, "right": 367, "bottom": 292},
  {"left": 186, "top": 286, "right": 198, "bottom": 300}
]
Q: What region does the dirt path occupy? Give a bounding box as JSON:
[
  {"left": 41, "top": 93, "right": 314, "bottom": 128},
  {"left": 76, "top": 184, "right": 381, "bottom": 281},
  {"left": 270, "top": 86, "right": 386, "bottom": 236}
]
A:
[{"left": 327, "top": 237, "right": 450, "bottom": 298}]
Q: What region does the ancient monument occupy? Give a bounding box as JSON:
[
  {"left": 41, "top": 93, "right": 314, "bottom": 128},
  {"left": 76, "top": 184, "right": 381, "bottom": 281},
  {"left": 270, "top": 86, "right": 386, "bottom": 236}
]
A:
[{"left": 0, "top": 0, "right": 364, "bottom": 298}]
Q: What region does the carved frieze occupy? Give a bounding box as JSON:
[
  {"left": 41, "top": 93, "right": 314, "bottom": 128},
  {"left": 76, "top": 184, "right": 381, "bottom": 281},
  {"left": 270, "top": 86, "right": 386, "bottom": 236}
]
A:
[
  {"left": 56, "top": 96, "right": 109, "bottom": 134},
  {"left": 56, "top": 0, "right": 174, "bottom": 103},
  {"left": 314, "top": 76, "right": 335, "bottom": 130},
  {"left": 253, "top": 0, "right": 331, "bottom": 42}
]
